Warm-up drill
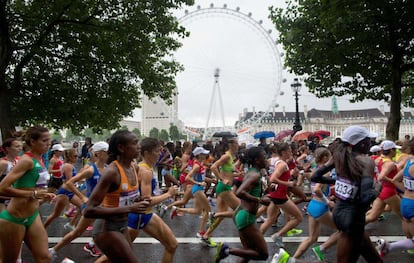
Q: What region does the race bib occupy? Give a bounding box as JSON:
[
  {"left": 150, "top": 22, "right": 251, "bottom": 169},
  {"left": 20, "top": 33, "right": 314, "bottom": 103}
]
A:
[
  {"left": 335, "top": 177, "right": 358, "bottom": 200},
  {"left": 119, "top": 189, "right": 139, "bottom": 207},
  {"left": 36, "top": 167, "right": 50, "bottom": 188},
  {"left": 403, "top": 177, "right": 414, "bottom": 191}
]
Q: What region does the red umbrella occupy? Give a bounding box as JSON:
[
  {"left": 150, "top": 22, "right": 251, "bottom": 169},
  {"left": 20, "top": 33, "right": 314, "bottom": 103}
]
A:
[
  {"left": 274, "top": 129, "right": 294, "bottom": 141},
  {"left": 292, "top": 130, "right": 314, "bottom": 141},
  {"left": 313, "top": 130, "right": 331, "bottom": 140}
]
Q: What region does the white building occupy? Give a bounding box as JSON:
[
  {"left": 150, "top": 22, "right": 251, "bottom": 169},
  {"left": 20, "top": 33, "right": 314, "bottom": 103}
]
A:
[
  {"left": 236, "top": 105, "right": 414, "bottom": 141},
  {"left": 141, "top": 94, "right": 178, "bottom": 136}
]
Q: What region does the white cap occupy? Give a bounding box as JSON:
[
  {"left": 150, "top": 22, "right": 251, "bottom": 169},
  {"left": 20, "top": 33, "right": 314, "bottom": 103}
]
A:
[
  {"left": 51, "top": 144, "right": 65, "bottom": 152},
  {"left": 92, "top": 141, "right": 109, "bottom": 152},
  {"left": 341, "top": 126, "right": 377, "bottom": 146},
  {"left": 369, "top": 145, "right": 382, "bottom": 153},
  {"left": 380, "top": 140, "right": 401, "bottom": 151},
  {"left": 246, "top": 143, "right": 255, "bottom": 149},
  {"left": 192, "top": 146, "right": 209, "bottom": 156}
]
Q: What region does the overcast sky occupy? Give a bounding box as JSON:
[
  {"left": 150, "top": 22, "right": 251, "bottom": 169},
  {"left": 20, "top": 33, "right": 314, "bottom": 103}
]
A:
[{"left": 128, "top": 0, "right": 393, "bottom": 127}]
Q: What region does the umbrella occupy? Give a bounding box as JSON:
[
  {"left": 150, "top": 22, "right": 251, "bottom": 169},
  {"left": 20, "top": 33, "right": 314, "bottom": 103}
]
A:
[
  {"left": 292, "top": 130, "right": 314, "bottom": 141},
  {"left": 274, "top": 129, "right": 294, "bottom": 141},
  {"left": 253, "top": 131, "right": 276, "bottom": 139},
  {"left": 212, "top": 131, "right": 238, "bottom": 138},
  {"left": 313, "top": 130, "right": 331, "bottom": 140}
]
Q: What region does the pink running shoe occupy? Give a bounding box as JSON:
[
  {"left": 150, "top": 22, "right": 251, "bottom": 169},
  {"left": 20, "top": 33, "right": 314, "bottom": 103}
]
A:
[{"left": 83, "top": 243, "right": 102, "bottom": 257}]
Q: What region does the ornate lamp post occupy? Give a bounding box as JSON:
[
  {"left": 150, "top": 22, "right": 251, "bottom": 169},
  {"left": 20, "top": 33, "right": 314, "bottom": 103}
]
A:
[{"left": 291, "top": 78, "right": 303, "bottom": 133}]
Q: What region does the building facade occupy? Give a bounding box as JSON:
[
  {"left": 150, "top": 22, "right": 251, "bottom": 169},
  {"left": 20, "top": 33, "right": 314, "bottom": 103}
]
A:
[{"left": 236, "top": 105, "right": 414, "bottom": 141}]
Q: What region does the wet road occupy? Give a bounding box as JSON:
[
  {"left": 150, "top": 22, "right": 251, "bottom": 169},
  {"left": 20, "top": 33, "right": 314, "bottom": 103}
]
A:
[{"left": 22, "top": 200, "right": 413, "bottom": 263}]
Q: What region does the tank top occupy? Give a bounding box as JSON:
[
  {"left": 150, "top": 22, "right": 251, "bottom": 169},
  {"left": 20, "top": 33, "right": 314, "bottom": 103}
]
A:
[
  {"left": 1, "top": 157, "right": 18, "bottom": 176},
  {"left": 60, "top": 164, "right": 77, "bottom": 181},
  {"left": 247, "top": 168, "right": 262, "bottom": 198},
  {"left": 193, "top": 160, "right": 205, "bottom": 183},
  {"left": 378, "top": 157, "right": 398, "bottom": 188},
  {"left": 138, "top": 162, "right": 157, "bottom": 196},
  {"left": 85, "top": 163, "right": 103, "bottom": 197},
  {"left": 51, "top": 158, "right": 64, "bottom": 178},
  {"left": 13, "top": 152, "right": 50, "bottom": 188},
  {"left": 311, "top": 165, "right": 331, "bottom": 197},
  {"left": 268, "top": 157, "right": 279, "bottom": 174},
  {"left": 221, "top": 152, "right": 234, "bottom": 173},
  {"left": 403, "top": 159, "right": 414, "bottom": 192},
  {"left": 268, "top": 160, "right": 290, "bottom": 199},
  {"left": 102, "top": 161, "right": 139, "bottom": 208}
]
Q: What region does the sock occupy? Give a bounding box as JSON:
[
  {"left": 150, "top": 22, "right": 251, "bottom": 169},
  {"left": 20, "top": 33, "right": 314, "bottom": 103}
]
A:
[
  {"left": 16, "top": 260, "right": 22, "bottom": 263},
  {"left": 319, "top": 245, "right": 325, "bottom": 251},
  {"left": 389, "top": 238, "right": 414, "bottom": 252},
  {"left": 288, "top": 258, "right": 296, "bottom": 263}
]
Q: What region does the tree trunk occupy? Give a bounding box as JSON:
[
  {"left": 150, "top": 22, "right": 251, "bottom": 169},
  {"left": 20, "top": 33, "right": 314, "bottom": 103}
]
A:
[
  {"left": 386, "top": 63, "right": 402, "bottom": 141},
  {"left": 0, "top": 79, "right": 15, "bottom": 141},
  {"left": 0, "top": 1, "right": 15, "bottom": 141}
]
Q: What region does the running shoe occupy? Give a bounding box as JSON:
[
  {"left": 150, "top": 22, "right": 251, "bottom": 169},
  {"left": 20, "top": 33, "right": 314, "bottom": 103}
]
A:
[
  {"left": 256, "top": 215, "right": 266, "bottom": 223},
  {"left": 312, "top": 245, "right": 325, "bottom": 261},
  {"left": 207, "top": 212, "right": 216, "bottom": 228},
  {"left": 270, "top": 248, "right": 290, "bottom": 263},
  {"left": 286, "top": 228, "right": 303, "bottom": 237},
  {"left": 64, "top": 206, "right": 76, "bottom": 218},
  {"left": 196, "top": 230, "right": 206, "bottom": 238},
  {"left": 376, "top": 238, "right": 388, "bottom": 257},
  {"left": 201, "top": 236, "right": 217, "bottom": 247},
  {"left": 83, "top": 243, "right": 102, "bottom": 257},
  {"left": 214, "top": 242, "right": 229, "bottom": 263},
  {"left": 61, "top": 258, "right": 75, "bottom": 263},
  {"left": 63, "top": 222, "right": 75, "bottom": 231},
  {"left": 159, "top": 204, "right": 168, "bottom": 218},
  {"left": 271, "top": 233, "right": 284, "bottom": 247},
  {"left": 170, "top": 206, "right": 178, "bottom": 220},
  {"left": 49, "top": 248, "right": 57, "bottom": 263}
]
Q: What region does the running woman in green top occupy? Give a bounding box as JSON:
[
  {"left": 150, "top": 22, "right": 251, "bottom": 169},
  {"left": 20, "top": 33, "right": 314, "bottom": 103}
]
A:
[
  {"left": 203, "top": 137, "right": 242, "bottom": 246},
  {"left": 0, "top": 126, "right": 55, "bottom": 263},
  {"left": 214, "top": 146, "right": 270, "bottom": 262}
]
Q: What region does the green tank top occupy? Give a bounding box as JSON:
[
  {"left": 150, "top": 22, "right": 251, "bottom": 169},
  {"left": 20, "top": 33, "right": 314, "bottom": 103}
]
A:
[
  {"left": 221, "top": 152, "right": 234, "bottom": 173},
  {"left": 14, "top": 154, "right": 49, "bottom": 188},
  {"left": 248, "top": 168, "right": 262, "bottom": 198}
]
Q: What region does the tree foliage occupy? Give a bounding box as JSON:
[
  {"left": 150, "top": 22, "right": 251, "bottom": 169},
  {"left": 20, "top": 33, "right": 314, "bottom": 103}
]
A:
[
  {"left": 0, "top": 0, "right": 193, "bottom": 140},
  {"left": 149, "top": 127, "right": 159, "bottom": 139},
  {"left": 132, "top": 128, "right": 141, "bottom": 140},
  {"left": 169, "top": 124, "right": 180, "bottom": 141},
  {"left": 270, "top": 0, "right": 414, "bottom": 139},
  {"left": 159, "top": 129, "right": 169, "bottom": 141}
]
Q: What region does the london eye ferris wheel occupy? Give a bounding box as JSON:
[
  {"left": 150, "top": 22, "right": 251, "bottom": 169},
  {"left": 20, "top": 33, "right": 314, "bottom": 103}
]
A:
[{"left": 155, "top": 3, "right": 287, "bottom": 139}]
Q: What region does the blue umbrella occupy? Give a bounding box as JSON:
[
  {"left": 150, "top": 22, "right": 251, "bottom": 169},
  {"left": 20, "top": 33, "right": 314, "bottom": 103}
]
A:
[{"left": 253, "top": 131, "right": 276, "bottom": 139}]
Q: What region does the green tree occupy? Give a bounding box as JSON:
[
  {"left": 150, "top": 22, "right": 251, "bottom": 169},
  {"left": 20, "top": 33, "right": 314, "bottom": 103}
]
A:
[
  {"left": 159, "top": 129, "right": 169, "bottom": 142},
  {"left": 0, "top": 0, "right": 193, "bottom": 140},
  {"left": 270, "top": 0, "right": 414, "bottom": 140},
  {"left": 169, "top": 124, "right": 180, "bottom": 141},
  {"left": 132, "top": 128, "right": 141, "bottom": 140},
  {"left": 149, "top": 127, "right": 159, "bottom": 139}
]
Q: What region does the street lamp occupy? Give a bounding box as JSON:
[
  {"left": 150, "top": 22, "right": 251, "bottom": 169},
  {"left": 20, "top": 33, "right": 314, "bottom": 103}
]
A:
[{"left": 291, "top": 78, "right": 303, "bottom": 133}]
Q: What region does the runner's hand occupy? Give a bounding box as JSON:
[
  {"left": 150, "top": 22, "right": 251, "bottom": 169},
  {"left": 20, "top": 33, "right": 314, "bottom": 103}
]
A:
[
  {"left": 131, "top": 200, "right": 151, "bottom": 213},
  {"left": 168, "top": 185, "right": 179, "bottom": 196}
]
